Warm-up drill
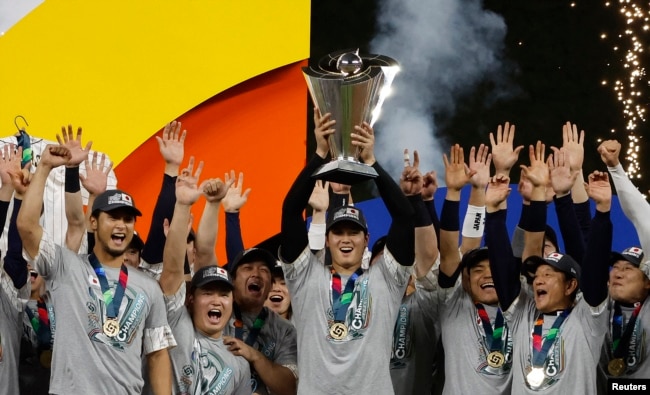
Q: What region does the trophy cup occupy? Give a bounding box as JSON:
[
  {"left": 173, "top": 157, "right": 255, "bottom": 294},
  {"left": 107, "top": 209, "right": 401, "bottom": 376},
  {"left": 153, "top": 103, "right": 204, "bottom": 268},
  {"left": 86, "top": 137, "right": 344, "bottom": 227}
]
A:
[{"left": 303, "top": 49, "right": 399, "bottom": 184}]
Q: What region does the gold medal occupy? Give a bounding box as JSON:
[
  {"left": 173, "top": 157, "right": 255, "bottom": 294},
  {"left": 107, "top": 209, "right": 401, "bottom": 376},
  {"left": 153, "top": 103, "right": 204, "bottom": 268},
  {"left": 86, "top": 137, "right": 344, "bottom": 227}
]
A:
[
  {"left": 103, "top": 318, "right": 120, "bottom": 337},
  {"left": 329, "top": 322, "right": 348, "bottom": 340},
  {"left": 39, "top": 350, "right": 53, "bottom": 369},
  {"left": 608, "top": 358, "right": 626, "bottom": 376},
  {"left": 526, "top": 367, "right": 545, "bottom": 388},
  {"left": 486, "top": 351, "right": 505, "bottom": 368}
]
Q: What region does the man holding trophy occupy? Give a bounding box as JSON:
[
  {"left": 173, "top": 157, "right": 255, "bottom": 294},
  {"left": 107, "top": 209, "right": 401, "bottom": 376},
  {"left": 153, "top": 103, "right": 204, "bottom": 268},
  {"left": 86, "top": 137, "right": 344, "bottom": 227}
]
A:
[{"left": 280, "top": 50, "right": 418, "bottom": 395}]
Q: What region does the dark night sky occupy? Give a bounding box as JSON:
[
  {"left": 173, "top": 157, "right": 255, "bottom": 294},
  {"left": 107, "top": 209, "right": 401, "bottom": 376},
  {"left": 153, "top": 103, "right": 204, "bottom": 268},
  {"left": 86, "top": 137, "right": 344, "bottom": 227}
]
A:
[{"left": 309, "top": 0, "right": 650, "bottom": 194}]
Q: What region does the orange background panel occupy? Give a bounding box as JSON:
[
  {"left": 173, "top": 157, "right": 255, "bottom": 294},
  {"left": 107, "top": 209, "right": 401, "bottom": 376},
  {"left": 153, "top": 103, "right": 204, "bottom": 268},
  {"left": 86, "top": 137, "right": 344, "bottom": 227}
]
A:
[{"left": 115, "top": 61, "right": 308, "bottom": 264}]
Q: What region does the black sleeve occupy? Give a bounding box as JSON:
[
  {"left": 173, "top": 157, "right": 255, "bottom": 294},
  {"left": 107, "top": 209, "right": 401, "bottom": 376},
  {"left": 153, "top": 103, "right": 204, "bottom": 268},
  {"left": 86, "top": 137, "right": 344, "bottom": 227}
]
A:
[
  {"left": 437, "top": 199, "right": 461, "bottom": 288},
  {"left": 573, "top": 200, "right": 592, "bottom": 247},
  {"left": 581, "top": 210, "right": 612, "bottom": 307},
  {"left": 485, "top": 209, "right": 520, "bottom": 311},
  {"left": 330, "top": 191, "right": 350, "bottom": 209},
  {"left": 141, "top": 174, "right": 176, "bottom": 264},
  {"left": 554, "top": 194, "right": 586, "bottom": 263},
  {"left": 225, "top": 212, "right": 245, "bottom": 264},
  {"left": 425, "top": 199, "right": 441, "bottom": 247},
  {"left": 281, "top": 155, "right": 327, "bottom": 263},
  {"left": 0, "top": 200, "right": 10, "bottom": 238},
  {"left": 374, "top": 161, "right": 415, "bottom": 266},
  {"left": 3, "top": 198, "right": 27, "bottom": 289}
]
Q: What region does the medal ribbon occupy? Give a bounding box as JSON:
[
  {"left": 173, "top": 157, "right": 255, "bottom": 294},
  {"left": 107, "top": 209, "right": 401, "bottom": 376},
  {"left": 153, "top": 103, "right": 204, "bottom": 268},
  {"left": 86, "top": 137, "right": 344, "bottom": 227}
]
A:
[
  {"left": 233, "top": 304, "right": 268, "bottom": 346},
  {"left": 331, "top": 268, "right": 363, "bottom": 322},
  {"left": 88, "top": 254, "right": 128, "bottom": 320},
  {"left": 611, "top": 301, "right": 643, "bottom": 359},
  {"left": 531, "top": 308, "right": 572, "bottom": 367},
  {"left": 25, "top": 298, "right": 52, "bottom": 349},
  {"left": 475, "top": 304, "right": 505, "bottom": 352}
]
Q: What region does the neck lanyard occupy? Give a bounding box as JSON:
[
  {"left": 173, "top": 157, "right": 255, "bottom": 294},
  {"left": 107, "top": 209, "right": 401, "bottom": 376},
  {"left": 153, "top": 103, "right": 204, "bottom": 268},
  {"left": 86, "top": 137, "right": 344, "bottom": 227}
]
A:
[
  {"left": 612, "top": 301, "right": 643, "bottom": 358},
  {"left": 531, "top": 309, "right": 571, "bottom": 368},
  {"left": 233, "top": 303, "right": 268, "bottom": 346},
  {"left": 476, "top": 304, "right": 505, "bottom": 352},
  {"left": 88, "top": 254, "right": 128, "bottom": 320},
  {"left": 331, "top": 267, "right": 363, "bottom": 322},
  {"left": 25, "top": 298, "right": 52, "bottom": 347}
]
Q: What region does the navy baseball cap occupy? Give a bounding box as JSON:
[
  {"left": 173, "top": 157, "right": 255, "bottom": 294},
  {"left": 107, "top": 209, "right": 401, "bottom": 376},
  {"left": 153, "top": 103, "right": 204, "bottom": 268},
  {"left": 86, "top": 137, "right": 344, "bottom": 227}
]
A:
[
  {"left": 524, "top": 252, "right": 581, "bottom": 285},
  {"left": 191, "top": 265, "right": 233, "bottom": 290},
  {"left": 228, "top": 248, "right": 276, "bottom": 276},
  {"left": 326, "top": 205, "right": 368, "bottom": 233},
  {"left": 91, "top": 189, "right": 142, "bottom": 216},
  {"left": 610, "top": 246, "right": 644, "bottom": 268},
  {"left": 461, "top": 247, "right": 490, "bottom": 270}
]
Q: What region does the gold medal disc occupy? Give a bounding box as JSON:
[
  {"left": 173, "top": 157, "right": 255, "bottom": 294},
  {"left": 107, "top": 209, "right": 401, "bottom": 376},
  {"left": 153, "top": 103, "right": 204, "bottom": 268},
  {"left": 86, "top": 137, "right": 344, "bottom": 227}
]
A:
[
  {"left": 39, "top": 350, "right": 53, "bottom": 368},
  {"left": 103, "top": 318, "right": 120, "bottom": 337},
  {"left": 329, "top": 322, "right": 348, "bottom": 340},
  {"left": 487, "top": 351, "right": 505, "bottom": 368},
  {"left": 608, "top": 358, "right": 626, "bottom": 376}
]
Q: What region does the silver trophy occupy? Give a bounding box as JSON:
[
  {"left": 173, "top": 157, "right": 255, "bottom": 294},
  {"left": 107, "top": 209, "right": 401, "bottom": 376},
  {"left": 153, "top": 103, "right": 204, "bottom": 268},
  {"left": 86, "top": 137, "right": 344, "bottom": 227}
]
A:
[{"left": 303, "top": 49, "right": 399, "bottom": 184}]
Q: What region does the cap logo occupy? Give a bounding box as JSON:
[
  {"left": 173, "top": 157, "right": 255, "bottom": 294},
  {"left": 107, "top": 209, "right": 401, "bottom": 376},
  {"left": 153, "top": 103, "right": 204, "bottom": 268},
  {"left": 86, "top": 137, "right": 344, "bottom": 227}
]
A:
[
  {"left": 625, "top": 247, "right": 643, "bottom": 259},
  {"left": 202, "top": 266, "right": 229, "bottom": 281},
  {"left": 547, "top": 252, "right": 563, "bottom": 262},
  {"left": 333, "top": 207, "right": 360, "bottom": 221},
  {"left": 107, "top": 192, "right": 134, "bottom": 207}
]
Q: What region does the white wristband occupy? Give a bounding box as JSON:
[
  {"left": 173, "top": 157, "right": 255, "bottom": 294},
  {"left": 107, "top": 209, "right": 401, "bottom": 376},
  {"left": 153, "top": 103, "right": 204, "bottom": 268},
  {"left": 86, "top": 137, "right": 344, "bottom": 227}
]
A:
[
  {"left": 462, "top": 205, "right": 485, "bottom": 238},
  {"left": 308, "top": 222, "right": 326, "bottom": 250}
]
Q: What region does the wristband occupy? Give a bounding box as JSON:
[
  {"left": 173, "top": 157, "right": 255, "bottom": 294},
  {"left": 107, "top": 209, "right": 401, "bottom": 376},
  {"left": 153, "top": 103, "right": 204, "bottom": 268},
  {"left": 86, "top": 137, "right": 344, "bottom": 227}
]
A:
[
  {"left": 65, "top": 166, "right": 80, "bottom": 193},
  {"left": 440, "top": 199, "right": 460, "bottom": 231},
  {"left": 462, "top": 205, "right": 485, "bottom": 238},
  {"left": 407, "top": 195, "right": 433, "bottom": 228}
]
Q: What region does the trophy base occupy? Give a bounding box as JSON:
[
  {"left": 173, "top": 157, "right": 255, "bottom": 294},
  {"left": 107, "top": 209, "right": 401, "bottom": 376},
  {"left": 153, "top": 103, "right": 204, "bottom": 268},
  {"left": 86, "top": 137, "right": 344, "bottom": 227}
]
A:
[{"left": 312, "top": 160, "right": 378, "bottom": 184}]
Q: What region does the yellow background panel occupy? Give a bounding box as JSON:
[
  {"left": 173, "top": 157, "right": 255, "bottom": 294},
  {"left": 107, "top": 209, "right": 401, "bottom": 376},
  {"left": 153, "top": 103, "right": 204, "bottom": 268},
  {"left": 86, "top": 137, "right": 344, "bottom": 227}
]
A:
[{"left": 0, "top": 0, "right": 310, "bottom": 165}]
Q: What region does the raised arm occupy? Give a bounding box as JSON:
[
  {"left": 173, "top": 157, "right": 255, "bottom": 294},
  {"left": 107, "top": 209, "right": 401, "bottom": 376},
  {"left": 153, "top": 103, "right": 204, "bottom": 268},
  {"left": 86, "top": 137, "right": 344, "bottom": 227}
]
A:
[
  {"left": 194, "top": 176, "right": 233, "bottom": 271},
  {"left": 159, "top": 157, "right": 203, "bottom": 295},
  {"left": 520, "top": 141, "right": 550, "bottom": 263},
  {"left": 0, "top": 145, "right": 25, "bottom": 288},
  {"left": 58, "top": 125, "right": 93, "bottom": 253},
  {"left": 18, "top": 145, "right": 71, "bottom": 259},
  {"left": 421, "top": 171, "right": 440, "bottom": 245},
  {"left": 460, "top": 144, "right": 491, "bottom": 254},
  {"left": 307, "top": 180, "right": 329, "bottom": 251},
  {"left": 80, "top": 151, "right": 113, "bottom": 253},
  {"left": 222, "top": 170, "right": 251, "bottom": 264}
]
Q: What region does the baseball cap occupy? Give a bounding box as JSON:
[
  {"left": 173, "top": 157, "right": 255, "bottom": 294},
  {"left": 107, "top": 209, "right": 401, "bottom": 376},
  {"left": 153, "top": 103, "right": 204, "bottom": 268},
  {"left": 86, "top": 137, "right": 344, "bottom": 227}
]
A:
[
  {"left": 326, "top": 205, "right": 368, "bottom": 233},
  {"left": 228, "top": 248, "right": 277, "bottom": 276},
  {"left": 191, "top": 265, "right": 233, "bottom": 290},
  {"left": 92, "top": 189, "right": 142, "bottom": 217},
  {"left": 610, "top": 246, "right": 644, "bottom": 268},
  {"left": 524, "top": 252, "right": 581, "bottom": 285},
  {"left": 461, "top": 247, "right": 489, "bottom": 271}
]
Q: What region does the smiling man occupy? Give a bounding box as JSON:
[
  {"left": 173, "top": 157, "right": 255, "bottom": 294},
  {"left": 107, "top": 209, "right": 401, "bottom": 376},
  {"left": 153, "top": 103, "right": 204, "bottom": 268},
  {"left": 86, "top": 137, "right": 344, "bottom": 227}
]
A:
[{"left": 17, "top": 144, "right": 175, "bottom": 395}]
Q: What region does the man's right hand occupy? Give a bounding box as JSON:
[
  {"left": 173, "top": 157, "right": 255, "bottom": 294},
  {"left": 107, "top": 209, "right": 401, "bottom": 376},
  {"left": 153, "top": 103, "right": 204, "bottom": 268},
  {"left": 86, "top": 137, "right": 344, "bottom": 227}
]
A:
[{"left": 597, "top": 140, "right": 621, "bottom": 167}]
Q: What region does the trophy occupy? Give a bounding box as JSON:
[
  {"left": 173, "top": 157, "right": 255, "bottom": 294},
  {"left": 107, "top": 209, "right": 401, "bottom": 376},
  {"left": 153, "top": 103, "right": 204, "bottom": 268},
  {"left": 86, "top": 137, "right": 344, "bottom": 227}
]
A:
[{"left": 303, "top": 49, "right": 399, "bottom": 184}]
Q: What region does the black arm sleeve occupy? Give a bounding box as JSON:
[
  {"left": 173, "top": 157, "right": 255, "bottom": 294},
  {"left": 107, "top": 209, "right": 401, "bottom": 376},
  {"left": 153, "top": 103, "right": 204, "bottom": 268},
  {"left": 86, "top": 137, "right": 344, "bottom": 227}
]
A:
[
  {"left": 281, "top": 155, "right": 328, "bottom": 263},
  {"left": 225, "top": 212, "right": 244, "bottom": 264},
  {"left": 437, "top": 199, "right": 461, "bottom": 288},
  {"left": 330, "top": 191, "right": 350, "bottom": 209},
  {"left": 374, "top": 161, "right": 415, "bottom": 266},
  {"left": 574, "top": 200, "right": 592, "bottom": 247},
  {"left": 425, "top": 199, "right": 441, "bottom": 246},
  {"left": 3, "top": 199, "right": 27, "bottom": 289},
  {"left": 485, "top": 209, "right": 520, "bottom": 311},
  {"left": 554, "top": 194, "right": 586, "bottom": 263},
  {"left": 141, "top": 174, "right": 176, "bottom": 264},
  {"left": 581, "top": 210, "right": 612, "bottom": 307},
  {"left": 0, "top": 200, "right": 9, "bottom": 239}
]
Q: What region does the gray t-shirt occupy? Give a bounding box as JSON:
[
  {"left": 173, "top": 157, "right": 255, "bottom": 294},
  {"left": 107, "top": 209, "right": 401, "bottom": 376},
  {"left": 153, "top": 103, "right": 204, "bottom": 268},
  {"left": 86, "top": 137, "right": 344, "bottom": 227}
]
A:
[
  {"left": 222, "top": 306, "right": 297, "bottom": 395},
  {"left": 0, "top": 265, "right": 29, "bottom": 395},
  {"left": 597, "top": 296, "right": 650, "bottom": 392},
  {"left": 31, "top": 229, "right": 176, "bottom": 395},
  {"left": 389, "top": 274, "right": 440, "bottom": 395},
  {"left": 439, "top": 278, "right": 514, "bottom": 395},
  {"left": 505, "top": 290, "right": 607, "bottom": 394},
  {"left": 165, "top": 283, "right": 251, "bottom": 395},
  {"left": 282, "top": 246, "right": 411, "bottom": 395}
]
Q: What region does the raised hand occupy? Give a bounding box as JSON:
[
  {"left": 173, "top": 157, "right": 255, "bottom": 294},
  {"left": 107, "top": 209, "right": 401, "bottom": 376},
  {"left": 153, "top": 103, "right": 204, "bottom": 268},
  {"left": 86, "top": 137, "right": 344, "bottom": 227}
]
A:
[
  {"left": 202, "top": 177, "right": 233, "bottom": 203},
  {"left": 443, "top": 144, "right": 474, "bottom": 192},
  {"left": 561, "top": 122, "right": 585, "bottom": 172},
  {"left": 548, "top": 147, "right": 579, "bottom": 197},
  {"left": 0, "top": 145, "right": 21, "bottom": 187},
  {"left": 10, "top": 167, "right": 32, "bottom": 196},
  {"left": 222, "top": 170, "right": 251, "bottom": 212},
  {"left": 421, "top": 171, "right": 438, "bottom": 201},
  {"left": 468, "top": 144, "right": 492, "bottom": 189},
  {"left": 517, "top": 171, "right": 533, "bottom": 203},
  {"left": 597, "top": 140, "right": 621, "bottom": 167},
  {"left": 485, "top": 175, "right": 511, "bottom": 212},
  {"left": 314, "top": 108, "right": 335, "bottom": 159},
  {"left": 80, "top": 151, "right": 113, "bottom": 196},
  {"left": 308, "top": 179, "right": 330, "bottom": 212},
  {"left": 175, "top": 157, "right": 204, "bottom": 206},
  {"left": 39, "top": 145, "right": 71, "bottom": 169},
  {"left": 56, "top": 125, "right": 92, "bottom": 167},
  {"left": 400, "top": 149, "right": 424, "bottom": 196},
  {"left": 489, "top": 122, "right": 523, "bottom": 176},
  {"left": 585, "top": 171, "right": 612, "bottom": 211},
  {"left": 156, "top": 121, "right": 186, "bottom": 167},
  {"left": 351, "top": 122, "right": 376, "bottom": 165},
  {"left": 520, "top": 141, "right": 549, "bottom": 188}
]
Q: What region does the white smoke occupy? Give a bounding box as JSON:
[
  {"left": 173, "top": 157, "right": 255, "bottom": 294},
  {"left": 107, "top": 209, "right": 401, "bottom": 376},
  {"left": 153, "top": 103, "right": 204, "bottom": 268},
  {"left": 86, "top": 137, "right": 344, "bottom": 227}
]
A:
[{"left": 371, "top": 0, "right": 512, "bottom": 181}]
